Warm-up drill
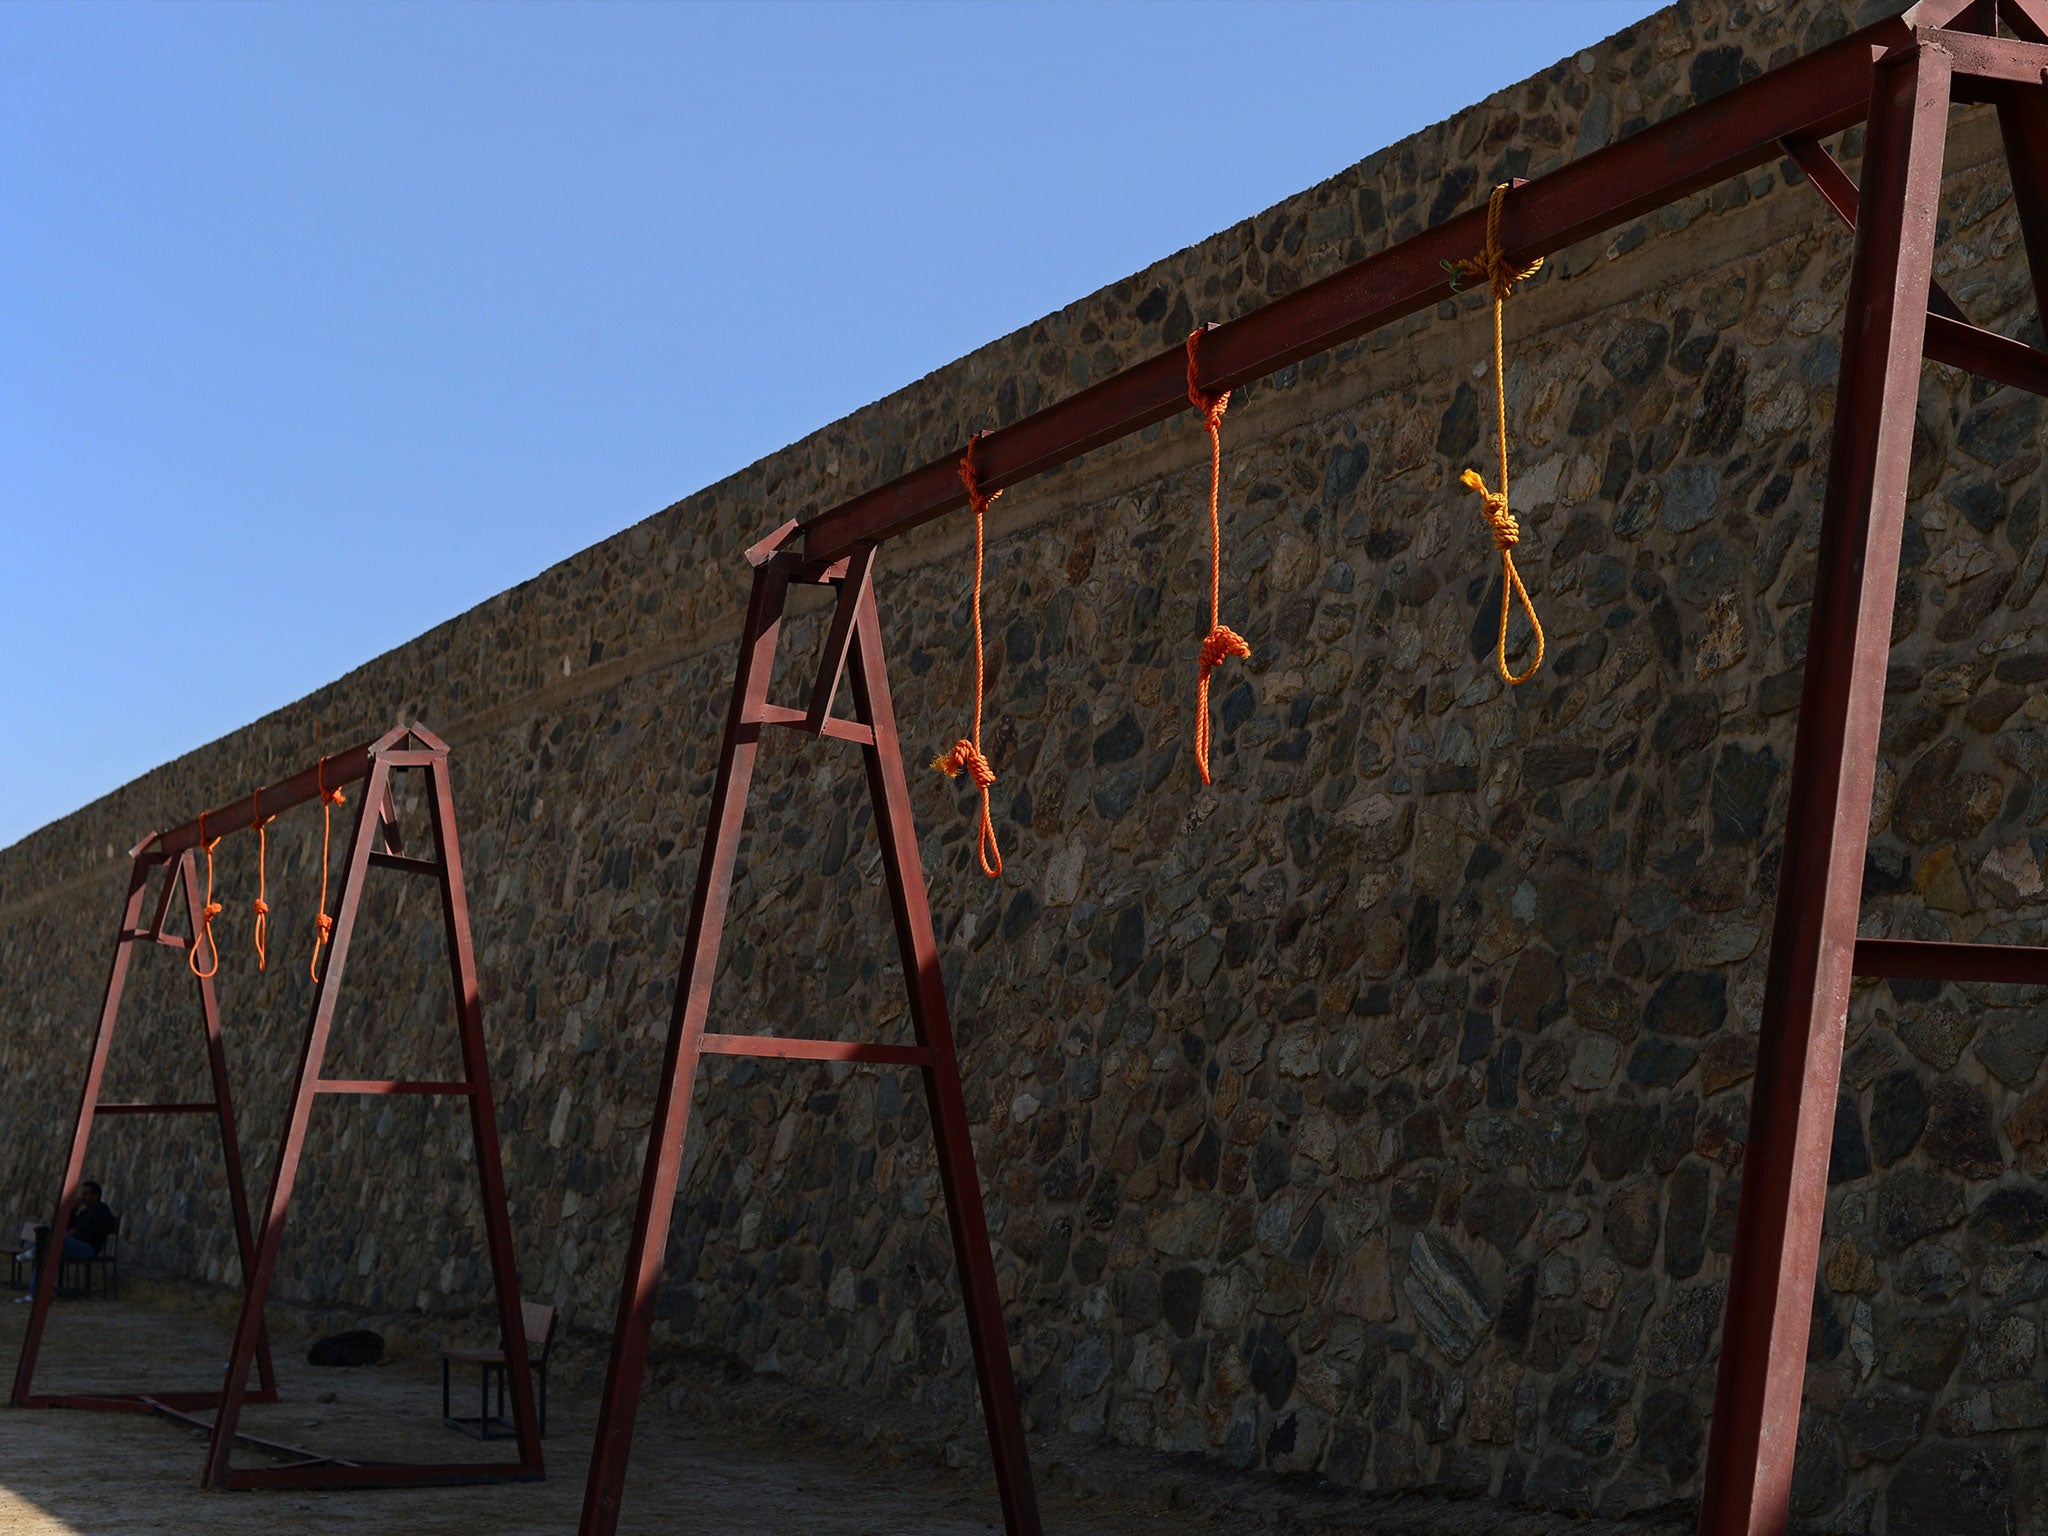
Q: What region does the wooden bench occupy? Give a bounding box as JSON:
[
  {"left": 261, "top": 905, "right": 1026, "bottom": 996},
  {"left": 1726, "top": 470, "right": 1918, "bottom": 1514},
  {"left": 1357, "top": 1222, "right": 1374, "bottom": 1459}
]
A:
[{"left": 440, "top": 1298, "right": 553, "bottom": 1439}]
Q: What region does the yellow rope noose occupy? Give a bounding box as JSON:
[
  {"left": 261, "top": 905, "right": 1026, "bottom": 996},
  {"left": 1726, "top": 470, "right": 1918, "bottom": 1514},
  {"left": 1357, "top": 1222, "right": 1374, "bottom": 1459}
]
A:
[{"left": 1446, "top": 181, "right": 1547, "bottom": 686}]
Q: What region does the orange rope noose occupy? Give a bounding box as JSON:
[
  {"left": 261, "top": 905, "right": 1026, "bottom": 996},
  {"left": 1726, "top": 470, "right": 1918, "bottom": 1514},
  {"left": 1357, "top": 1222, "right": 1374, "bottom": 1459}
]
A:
[
  {"left": 309, "top": 756, "right": 346, "bottom": 983},
  {"left": 250, "top": 788, "right": 274, "bottom": 971},
  {"left": 1447, "top": 182, "right": 1547, "bottom": 686},
  {"left": 188, "top": 809, "right": 224, "bottom": 980},
  {"left": 932, "top": 434, "right": 1003, "bottom": 878},
  {"left": 1186, "top": 327, "right": 1250, "bottom": 785}
]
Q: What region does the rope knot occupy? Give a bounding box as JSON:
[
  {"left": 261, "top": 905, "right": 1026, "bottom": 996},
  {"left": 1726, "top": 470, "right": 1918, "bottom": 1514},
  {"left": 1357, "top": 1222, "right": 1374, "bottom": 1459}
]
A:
[
  {"left": 1198, "top": 625, "right": 1251, "bottom": 679},
  {"left": 932, "top": 737, "right": 1002, "bottom": 878},
  {"left": 1460, "top": 469, "right": 1519, "bottom": 549},
  {"left": 957, "top": 442, "right": 1002, "bottom": 516},
  {"left": 1445, "top": 182, "right": 1543, "bottom": 301},
  {"left": 252, "top": 899, "right": 270, "bottom": 917},
  {"left": 204, "top": 900, "right": 224, "bottom": 921},
  {"left": 316, "top": 913, "right": 334, "bottom": 944},
  {"left": 323, "top": 787, "right": 346, "bottom": 807},
  {"left": 1185, "top": 330, "right": 1230, "bottom": 428},
  {"left": 932, "top": 739, "right": 997, "bottom": 789}
]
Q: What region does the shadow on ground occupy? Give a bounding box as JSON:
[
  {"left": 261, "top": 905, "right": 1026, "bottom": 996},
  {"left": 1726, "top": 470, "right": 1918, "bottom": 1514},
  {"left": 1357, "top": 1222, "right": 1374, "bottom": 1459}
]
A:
[{"left": 0, "top": 1286, "right": 1690, "bottom": 1535}]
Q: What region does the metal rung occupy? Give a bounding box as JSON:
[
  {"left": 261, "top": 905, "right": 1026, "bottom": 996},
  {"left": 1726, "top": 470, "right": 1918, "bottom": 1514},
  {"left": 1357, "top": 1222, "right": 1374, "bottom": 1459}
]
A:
[
  {"left": 1854, "top": 938, "right": 2048, "bottom": 986},
  {"left": 313, "top": 1080, "right": 478, "bottom": 1096},
  {"left": 119, "top": 930, "right": 190, "bottom": 949},
  {"left": 369, "top": 851, "right": 443, "bottom": 878},
  {"left": 699, "top": 1033, "right": 931, "bottom": 1067},
  {"left": 144, "top": 1398, "right": 357, "bottom": 1467},
  {"left": 33, "top": 1394, "right": 159, "bottom": 1415},
  {"left": 223, "top": 1462, "right": 538, "bottom": 1491},
  {"left": 747, "top": 705, "right": 876, "bottom": 745},
  {"left": 95, "top": 1102, "right": 217, "bottom": 1115}
]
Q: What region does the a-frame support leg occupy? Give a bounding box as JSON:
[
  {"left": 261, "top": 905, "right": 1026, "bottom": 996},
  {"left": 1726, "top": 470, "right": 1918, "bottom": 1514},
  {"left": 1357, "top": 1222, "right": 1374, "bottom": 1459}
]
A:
[
  {"left": 203, "top": 763, "right": 385, "bottom": 1487},
  {"left": 177, "top": 847, "right": 281, "bottom": 1407},
  {"left": 847, "top": 578, "right": 1043, "bottom": 1534},
  {"left": 582, "top": 553, "right": 795, "bottom": 1535},
  {"left": 203, "top": 730, "right": 541, "bottom": 1489},
  {"left": 1698, "top": 41, "right": 1952, "bottom": 1536},
  {"left": 421, "top": 726, "right": 545, "bottom": 1480},
  {"left": 581, "top": 541, "right": 1040, "bottom": 1536},
  {"left": 12, "top": 844, "right": 277, "bottom": 1411}
]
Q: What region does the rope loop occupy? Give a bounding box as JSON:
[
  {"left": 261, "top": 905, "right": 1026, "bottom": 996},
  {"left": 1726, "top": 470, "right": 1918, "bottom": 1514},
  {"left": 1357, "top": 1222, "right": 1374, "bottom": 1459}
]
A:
[
  {"left": 189, "top": 810, "right": 224, "bottom": 979},
  {"left": 1452, "top": 183, "right": 1547, "bottom": 688},
  {"left": 934, "top": 433, "right": 1003, "bottom": 879},
  {"left": 1185, "top": 327, "right": 1249, "bottom": 785},
  {"left": 933, "top": 737, "right": 1002, "bottom": 877}
]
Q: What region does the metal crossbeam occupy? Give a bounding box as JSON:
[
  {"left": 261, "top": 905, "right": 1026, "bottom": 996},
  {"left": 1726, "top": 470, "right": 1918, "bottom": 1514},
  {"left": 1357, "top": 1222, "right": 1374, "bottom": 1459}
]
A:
[
  {"left": 313, "top": 1079, "right": 480, "bottom": 1096},
  {"left": 698, "top": 1033, "right": 933, "bottom": 1067},
  {"left": 1854, "top": 936, "right": 2048, "bottom": 984},
  {"left": 800, "top": 8, "right": 1949, "bottom": 564}
]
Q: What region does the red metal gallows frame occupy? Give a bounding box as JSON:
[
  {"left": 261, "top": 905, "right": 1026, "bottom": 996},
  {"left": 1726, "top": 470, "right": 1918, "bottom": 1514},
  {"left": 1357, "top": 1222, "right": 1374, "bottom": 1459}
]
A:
[
  {"left": 583, "top": 6, "right": 2048, "bottom": 1534},
  {"left": 196, "top": 722, "right": 543, "bottom": 1489},
  {"left": 11, "top": 837, "right": 280, "bottom": 1416},
  {"left": 11, "top": 724, "right": 542, "bottom": 1488}
]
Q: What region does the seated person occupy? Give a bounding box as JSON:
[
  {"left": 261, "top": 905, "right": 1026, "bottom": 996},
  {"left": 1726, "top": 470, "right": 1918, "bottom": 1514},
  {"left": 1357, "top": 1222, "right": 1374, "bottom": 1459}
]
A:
[{"left": 14, "top": 1182, "right": 115, "bottom": 1302}]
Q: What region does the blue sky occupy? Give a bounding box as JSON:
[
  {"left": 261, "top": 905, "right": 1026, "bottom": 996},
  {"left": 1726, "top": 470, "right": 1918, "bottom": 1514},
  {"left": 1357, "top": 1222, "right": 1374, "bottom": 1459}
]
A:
[{"left": 2, "top": 0, "right": 1640, "bottom": 848}]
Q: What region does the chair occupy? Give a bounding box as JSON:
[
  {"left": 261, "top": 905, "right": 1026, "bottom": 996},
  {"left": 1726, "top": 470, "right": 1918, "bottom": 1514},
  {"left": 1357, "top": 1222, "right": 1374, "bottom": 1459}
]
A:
[
  {"left": 10, "top": 1218, "right": 119, "bottom": 1297},
  {"left": 441, "top": 1299, "right": 553, "bottom": 1439},
  {"left": 60, "top": 1220, "right": 119, "bottom": 1298}
]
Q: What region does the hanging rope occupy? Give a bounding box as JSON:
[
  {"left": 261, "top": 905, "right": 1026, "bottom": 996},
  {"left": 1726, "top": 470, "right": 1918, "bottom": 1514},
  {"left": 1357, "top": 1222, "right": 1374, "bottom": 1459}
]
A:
[
  {"left": 1186, "top": 327, "right": 1250, "bottom": 785},
  {"left": 309, "top": 756, "right": 346, "bottom": 983},
  {"left": 932, "top": 433, "right": 1003, "bottom": 878},
  {"left": 188, "top": 809, "right": 224, "bottom": 980},
  {"left": 250, "top": 788, "right": 274, "bottom": 971},
  {"left": 1445, "top": 182, "right": 1546, "bottom": 685}
]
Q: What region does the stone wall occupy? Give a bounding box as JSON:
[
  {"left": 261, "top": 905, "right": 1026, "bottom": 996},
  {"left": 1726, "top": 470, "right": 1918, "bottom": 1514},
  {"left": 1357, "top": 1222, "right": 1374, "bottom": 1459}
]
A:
[{"left": 4, "top": 0, "right": 2046, "bottom": 1527}]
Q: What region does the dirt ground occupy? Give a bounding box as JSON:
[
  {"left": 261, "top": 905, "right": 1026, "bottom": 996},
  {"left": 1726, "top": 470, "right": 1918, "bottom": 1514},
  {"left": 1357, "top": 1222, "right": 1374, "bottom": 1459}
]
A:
[{"left": 0, "top": 1287, "right": 1685, "bottom": 1536}]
